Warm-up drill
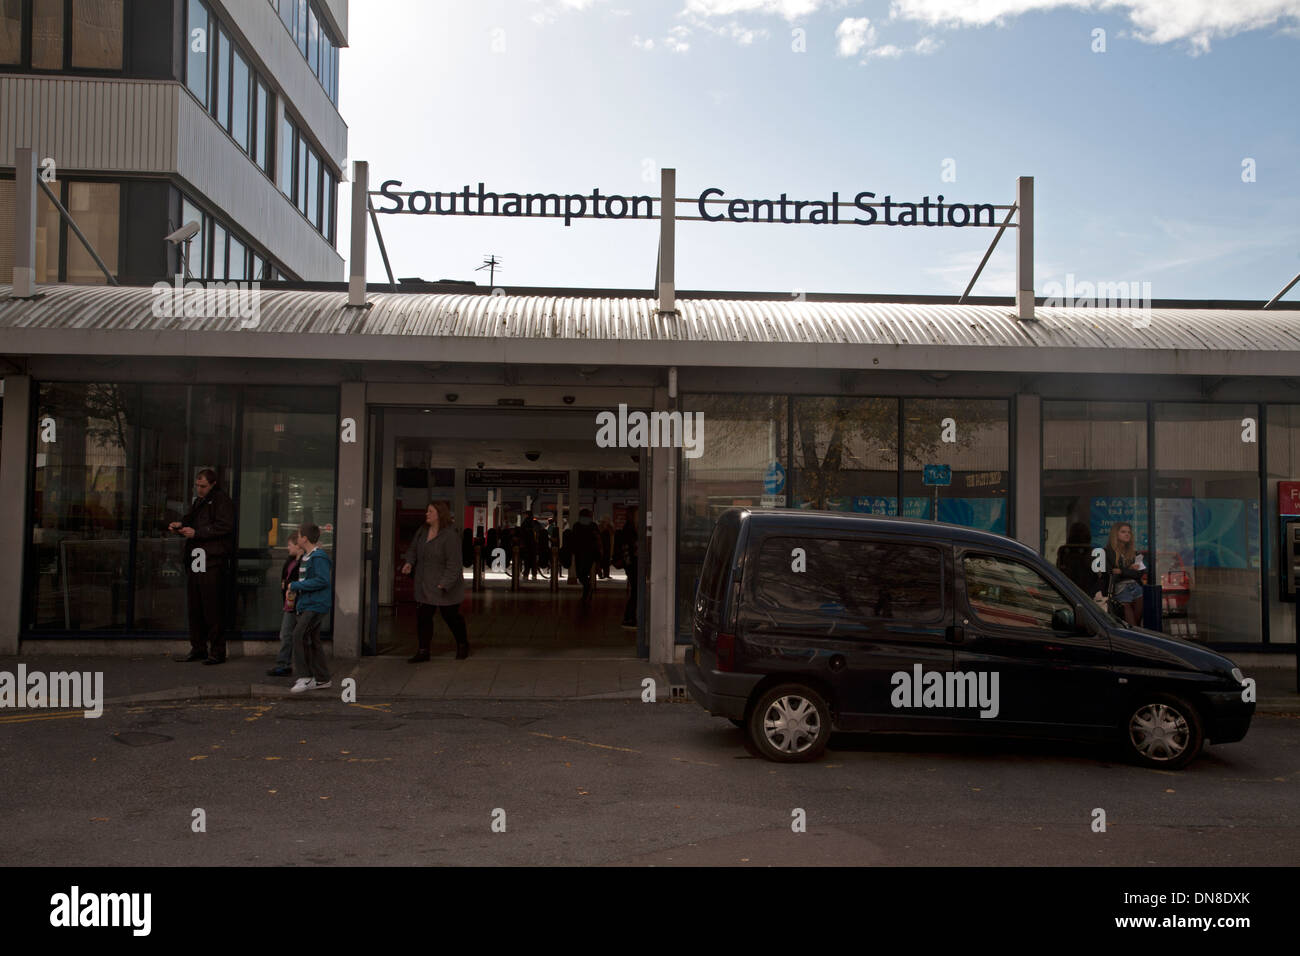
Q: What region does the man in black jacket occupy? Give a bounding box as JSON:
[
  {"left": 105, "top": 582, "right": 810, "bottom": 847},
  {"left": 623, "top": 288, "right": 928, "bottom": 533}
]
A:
[
  {"left": 169, "top": 469, "right": 235, "bottom": 664},
  {"left": 568, "top": 509, "right": 601, "bottom": 602}
]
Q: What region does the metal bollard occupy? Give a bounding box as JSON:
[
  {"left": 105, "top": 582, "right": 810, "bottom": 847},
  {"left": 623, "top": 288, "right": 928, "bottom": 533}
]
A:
[
  {"left": 511, "top": 544, "right": 520, "bottom": 591},
  {"left": 473, "top": 543, "right": 483, "bottom": 591},
  {"left": 550, "top": 545, "right": 559, "bottom": 592}
]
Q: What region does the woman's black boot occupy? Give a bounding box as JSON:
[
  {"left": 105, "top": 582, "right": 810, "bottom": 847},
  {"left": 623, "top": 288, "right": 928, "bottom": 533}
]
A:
[{"left": 455, "top": 641, "right": 469, "bottom": 660}]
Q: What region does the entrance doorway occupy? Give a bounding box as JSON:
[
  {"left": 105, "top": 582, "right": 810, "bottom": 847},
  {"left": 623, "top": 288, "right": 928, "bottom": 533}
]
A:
[{"left": 363, "top": 406, "right": 648, "bottom": 659}]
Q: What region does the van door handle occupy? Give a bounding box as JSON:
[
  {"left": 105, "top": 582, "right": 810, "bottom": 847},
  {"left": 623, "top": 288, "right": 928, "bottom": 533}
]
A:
[{"left": 945, "top": 625, "right": 965, "bottom": 643}]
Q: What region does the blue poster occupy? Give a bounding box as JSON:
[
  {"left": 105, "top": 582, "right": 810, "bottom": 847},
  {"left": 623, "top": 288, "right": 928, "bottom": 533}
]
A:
[
  {"left": 853, "top": 496, "right": 898, "bottom": 515},
  {"left": 1089, "top": 497, "right": 1150, "bottom": 549},
  {"left": 1155, "top": 498, "right": 1260, "bottom": 570},
  {"left": 904, "top": 497, "right": 1007, "bottom": 533}
]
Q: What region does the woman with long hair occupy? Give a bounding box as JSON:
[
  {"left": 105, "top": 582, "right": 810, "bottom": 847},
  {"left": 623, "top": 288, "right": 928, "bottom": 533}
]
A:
[
  {"left": 1104, "top": 521, "right": 1147, "bottom": 627},
  {"left": 401, "top": 501, "right": 470, "bottom": 661}
]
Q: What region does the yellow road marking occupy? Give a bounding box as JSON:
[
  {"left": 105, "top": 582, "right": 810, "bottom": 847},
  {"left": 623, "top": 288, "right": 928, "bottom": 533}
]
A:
[
  {"left": 0, "top": 710, "right": 86, "bottom": 724},
  {"left": 529, "top": 732, "right": 640, "bottom": 754}
]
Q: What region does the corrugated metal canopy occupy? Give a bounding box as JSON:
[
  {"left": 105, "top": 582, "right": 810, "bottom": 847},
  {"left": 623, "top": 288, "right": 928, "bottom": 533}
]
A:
[{"left": 3, "top": 284, "right": 1299, "bottom": 376}]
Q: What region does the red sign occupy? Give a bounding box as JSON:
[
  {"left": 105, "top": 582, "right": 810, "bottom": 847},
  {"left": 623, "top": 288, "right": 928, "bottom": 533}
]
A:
[
  {"left": 322, "top": 523, "right": 334, "bottom": 532},
  {"left": 1279, "top": 482, "right": 1300, "bottom": 515}
]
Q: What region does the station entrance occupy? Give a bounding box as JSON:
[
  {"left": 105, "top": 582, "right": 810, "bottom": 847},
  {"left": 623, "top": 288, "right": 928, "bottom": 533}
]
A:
[{"left": 362, "top": 405, "right": 649, "bottom": 659}]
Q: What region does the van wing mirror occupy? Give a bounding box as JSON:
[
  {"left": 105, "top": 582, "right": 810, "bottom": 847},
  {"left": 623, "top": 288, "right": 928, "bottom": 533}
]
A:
[{"left": 1051, "top": 607, "right": 1075, "bottom": 632}]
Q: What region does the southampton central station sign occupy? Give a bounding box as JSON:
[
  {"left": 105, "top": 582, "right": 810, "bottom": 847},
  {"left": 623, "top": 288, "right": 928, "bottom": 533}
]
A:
[
  {"left": 346, "top": 164, "right": 1034, "bottom": 320},
  {"left": 374, "top": 180, "right": 1000, "bottom": 228}
]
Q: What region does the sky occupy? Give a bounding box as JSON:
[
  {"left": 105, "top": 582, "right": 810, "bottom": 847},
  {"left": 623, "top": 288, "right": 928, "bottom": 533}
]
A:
[{"left": 334, "top": 0, "right": 1300, "bottom": 301}]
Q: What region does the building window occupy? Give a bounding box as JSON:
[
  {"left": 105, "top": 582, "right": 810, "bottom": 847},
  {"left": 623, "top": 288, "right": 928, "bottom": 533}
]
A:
[
  {"left": 180, "top": 196, "right": 206, "bottom": 279},
  {"left": 1, "top": 0, "right": 22, "bottom": 64},
  {"left": 296, "top": 141, "right": 308, "bottom": 214},
  {"left": 70, "top": 0, "right": 122, "bottom": 69},
  {"left": 275, "top": 0, "right": 340, "bottom": 105},
  {"left": 322, "top": 170, "right": 334, "bottom": 242},
  {"left": 210, "top": 221, "right": 227, "bottom": 280},
  {"left": 278, "top": 115, "right": 295, "bottom": 197},
  {"left": 903, "top": 398, "right": 1009, "bottom": 532},
  {"left": 64, "top": 181, "right": 119, "bottom": 284},
  {"left": 678, "top": 394, "right": 789, "bottom": 637},
  {"left": 32, "top": 0, "right": 63, "bottom": 68},
  {"left": 214, "top": 25, "right": 230, "bottom": 130},
  {"left": 0, "top": 178, "right": 61, "bottom": 283},
  {"left": 1154, "top": 403, "right": 1261, "bottom": 643},
  {"left": 184, "top": 1, "right": 276, "bottom": 177},
  {"left": 235, "top": 387, "right": 338, "bottom": 633},
  {"left": 791, "top": 396, "right": 898, "bottom": 512},
  {"left": 1043, "top": 401, "right": 1149, "bottom": 594},
  {"left": 28, "top": 383, "right": 137, "bottom": 632},
  {"left": 1266, "top": 406, "right": 1300, "bottom": 646},
  {"left": 254, "top": 80, "right": 271, "bottom": 173},
  {"left": 306, "top": 148, "right": 319, "bottom": 227},
  {"left": 131, "top": 385, "right": 237, "bottom": 633},
  {"left": 185, "top": 0, "right": 209, "bottom": 105},
  {"left": 231, "top": 47, "right": 250, "bottom": 152}
]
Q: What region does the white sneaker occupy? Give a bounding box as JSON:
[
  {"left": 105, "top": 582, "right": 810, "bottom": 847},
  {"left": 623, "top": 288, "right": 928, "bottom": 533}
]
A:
[{"left": 290, "top": 678, "right": 332, "bottom": 693}]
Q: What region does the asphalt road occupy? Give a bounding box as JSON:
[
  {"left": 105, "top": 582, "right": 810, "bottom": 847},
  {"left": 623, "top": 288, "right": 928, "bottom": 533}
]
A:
[{"left": 1, "top": 698, "right": 1296, "bottom": 866}]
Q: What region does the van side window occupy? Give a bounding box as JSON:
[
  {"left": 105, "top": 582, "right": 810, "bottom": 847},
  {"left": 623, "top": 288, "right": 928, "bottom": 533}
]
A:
[
  {"left": 963, "top": 554, "right": 1069, "bottom": 630},
  {"left": 755, "top": 537, "right": 943, "bottom": 622}
]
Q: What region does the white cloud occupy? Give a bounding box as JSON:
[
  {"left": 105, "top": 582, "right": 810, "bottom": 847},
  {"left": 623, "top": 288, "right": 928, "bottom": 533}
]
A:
[
  {"left": 666, "top": 24, "right": 693, "bottom": 51},
  {"left": 836, "top": 17, "right": 876, "bottom": 56},
  {"left": 632, "top": 34, "right": 656, "bottom": 49},
  {"left": 887, "top": 0, "right": 1300, "bottom": 53},
  {"left": 867, "top": 42, "right": 903, "bottom": 57},
  {"left": 682, "top": 0, "right": 838, "bottom": 21}
]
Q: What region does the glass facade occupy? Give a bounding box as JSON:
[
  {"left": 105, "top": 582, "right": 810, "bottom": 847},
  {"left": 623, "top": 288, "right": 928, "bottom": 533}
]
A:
[
  {"left": 64, "top": 181, "right": 119, "bottom": 284},
  {"left": 1043, "top": 401, "right": 1149, "bottom": 592},
  {"left": 1154, "top": 403, "right": 1261, "bottom": 644},
  {"left": 1266, "top": 406, "right": 1300, "bottom": 644},
  {"left": 70, "top": 0, "right": 122, "bottom": 69},
  {"left": 186, "top": 0, "right": 276, "bottom": 178},
  {"left": 24, "top": 383, "right": 337, "bottom": 637},
  {"left": 902, "top": 398, "right": 1008, "bottom": 532}
]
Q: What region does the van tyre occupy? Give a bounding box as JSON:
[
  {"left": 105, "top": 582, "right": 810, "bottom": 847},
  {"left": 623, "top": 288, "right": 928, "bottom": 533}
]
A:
[
  {"left": 747, "top": 684, "right": 831, "bottom": 763},
  {"left": 1121, "top": 693, "right": 1204, "bottom": 770}
]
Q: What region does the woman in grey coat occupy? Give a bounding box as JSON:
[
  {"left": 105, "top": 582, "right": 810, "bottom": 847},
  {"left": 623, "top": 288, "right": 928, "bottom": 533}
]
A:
[{"left": 401, "top": 501, "right": 469, "bottom": 661}]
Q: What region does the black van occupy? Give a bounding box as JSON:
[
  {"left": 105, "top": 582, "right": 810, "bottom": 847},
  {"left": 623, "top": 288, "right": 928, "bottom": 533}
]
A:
[{"left": 684, "top": 508, "right": 1254, "bottom": 768}]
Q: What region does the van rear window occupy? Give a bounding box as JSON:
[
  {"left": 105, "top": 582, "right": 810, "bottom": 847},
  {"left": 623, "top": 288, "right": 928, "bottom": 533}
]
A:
[
  {"left": 699, "top": 512, "right": 742, "bottom": 604},
  {"left": 754, "top": 537, "right": 944, "bottom": 622}
]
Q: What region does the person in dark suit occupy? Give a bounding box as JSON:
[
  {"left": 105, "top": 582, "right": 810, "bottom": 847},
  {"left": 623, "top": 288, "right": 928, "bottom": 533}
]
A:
[
  {"left": 1056, "top": 521, "right": 1098, "bottom": 595},
  {"left": 169, "top": 468, "right": 234, "bottom": 664},
  {"left": 568, "top": 509, "right": 602, "bottom": 602}
]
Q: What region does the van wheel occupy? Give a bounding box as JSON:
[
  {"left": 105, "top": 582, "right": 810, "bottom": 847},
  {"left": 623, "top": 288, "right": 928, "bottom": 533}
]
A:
[
  {"left": 1121, "top": 694, "right": 1203, "bottom": 770},
  {"left": 747, "top": 684, "right": 831, "bottom": 763}
]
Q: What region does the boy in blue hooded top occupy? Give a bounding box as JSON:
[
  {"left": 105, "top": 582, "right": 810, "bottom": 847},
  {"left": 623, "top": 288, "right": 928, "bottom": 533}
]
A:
[{"left": 288, "top": 522, "right": 332, "bottom": 693}]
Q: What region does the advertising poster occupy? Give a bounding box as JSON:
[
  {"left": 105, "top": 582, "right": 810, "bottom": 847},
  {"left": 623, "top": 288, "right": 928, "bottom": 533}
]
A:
[{"left": 1089, "top": 497, "right": 1149, "bottom": 549}]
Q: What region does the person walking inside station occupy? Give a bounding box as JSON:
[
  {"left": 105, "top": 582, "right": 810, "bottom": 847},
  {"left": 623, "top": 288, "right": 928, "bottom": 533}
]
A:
[
  {"left": 402, "top": 501, "right": 470, "bottom": 661},
  {"left": 267, "top": 531, "right": 302, "bottom": 677},
  {"left": 169, "top": 468, "right": 234, "bottom": 664},
  {"left": 569, "top": 508, "right": 601, "bottom": 602},
  {"left": 287, "top": 522, "right": 332, "bottom": 693}
]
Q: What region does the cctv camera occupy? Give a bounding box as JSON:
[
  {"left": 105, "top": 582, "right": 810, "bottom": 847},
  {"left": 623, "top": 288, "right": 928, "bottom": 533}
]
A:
[
  {"left": 562, "top": 395, "right": 576, "bottom": 405},
  {"left": 165, "top": 221, "right": 201, "bottom": 244},
  {"left": 445, "top": 393, "right": 459, "bottom": 402},
  {"left": 525, "top": 451, "right": 541, "bottom": 462}
]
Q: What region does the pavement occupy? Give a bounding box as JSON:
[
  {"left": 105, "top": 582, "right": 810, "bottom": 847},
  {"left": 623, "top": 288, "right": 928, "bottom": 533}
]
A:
[
  {"left": 0, "top": 648, "right": 674, "bottom": 706},
  {"left": 0, "top": 647, "right": 1296, "bottom": 712}
]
